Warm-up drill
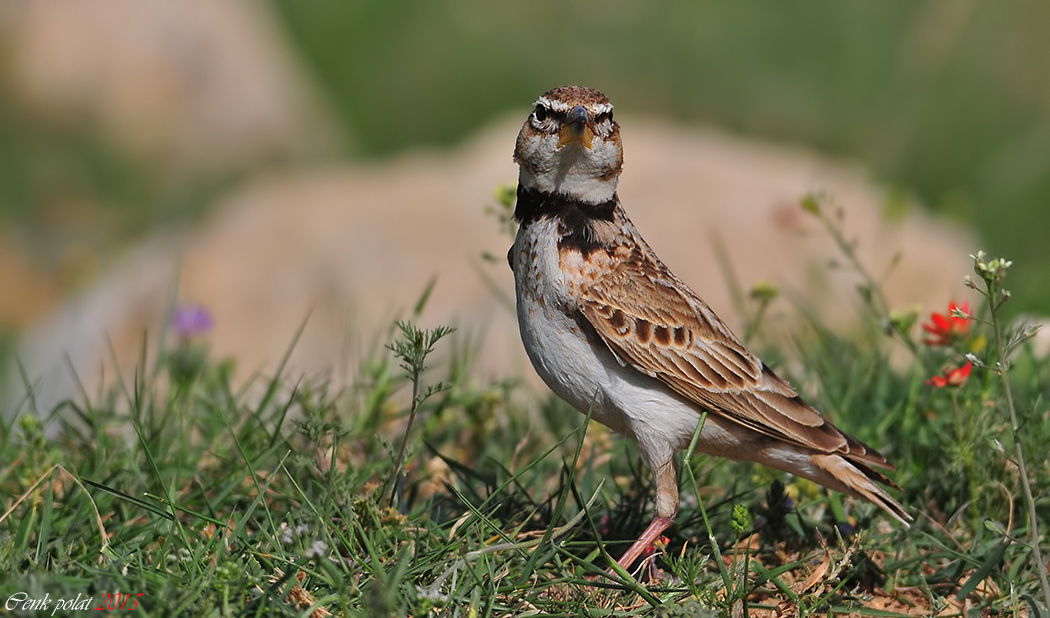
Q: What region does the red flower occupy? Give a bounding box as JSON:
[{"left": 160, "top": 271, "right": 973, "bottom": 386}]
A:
[
  {"left": 922, "top": 301, "right": 970, "bottom": 346},
  {"left": 641, "top": 535, "right": 670, "bottom": 559},
  {"left": 926, "top": 361, "right": 972, "bottom": 388}
]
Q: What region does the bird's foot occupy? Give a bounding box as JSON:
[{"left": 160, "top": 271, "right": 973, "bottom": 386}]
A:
[{"left": 609, "top": 515, "right": 674, "bottom": 576}]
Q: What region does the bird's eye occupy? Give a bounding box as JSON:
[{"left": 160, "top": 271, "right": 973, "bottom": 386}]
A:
[{"left": 533, "top": 104, "right": 549, "bottom": 123}]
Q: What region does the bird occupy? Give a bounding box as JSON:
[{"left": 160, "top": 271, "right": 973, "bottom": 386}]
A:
[{"left": 508, "top": 85, "right": 910, "bottom": 572}]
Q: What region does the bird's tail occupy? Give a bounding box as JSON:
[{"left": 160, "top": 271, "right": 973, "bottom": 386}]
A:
[{"left": 811, "top": 453, "right": 911, "bottom": 526}]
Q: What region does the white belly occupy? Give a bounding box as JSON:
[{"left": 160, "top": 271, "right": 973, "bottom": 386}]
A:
[{"left": 511, "top": 220, "right": 618, "bottom": 424}]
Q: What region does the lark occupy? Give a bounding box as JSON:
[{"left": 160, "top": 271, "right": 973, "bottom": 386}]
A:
[{"left": 509, "top": 86, "right": 909, "bottom": 572}]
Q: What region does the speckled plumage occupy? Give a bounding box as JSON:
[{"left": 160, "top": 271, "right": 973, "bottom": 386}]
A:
[{"left": 510, "top": 86, "right": 909, "bottom": 572}]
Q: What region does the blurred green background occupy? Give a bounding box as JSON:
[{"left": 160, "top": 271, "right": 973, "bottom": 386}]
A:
[{"left": 2, "top": 0, "right": 1049, "bottom": 360}]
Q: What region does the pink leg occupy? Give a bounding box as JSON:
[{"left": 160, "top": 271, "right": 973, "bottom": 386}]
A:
[
  {"left": 614, "top": 515, "right": 674, "bottom": 572},
  {"left": 612, "top": 458, "right": 679, "bottom": 573}
]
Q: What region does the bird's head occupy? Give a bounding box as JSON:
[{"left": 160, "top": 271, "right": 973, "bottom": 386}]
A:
[{"left": 514, "top": 86, "right": 623, "bottom": 205}]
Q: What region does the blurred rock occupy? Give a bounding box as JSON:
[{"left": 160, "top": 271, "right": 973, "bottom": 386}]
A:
[
  {"left": 6, "top": 118, "right": 979, "bottom": 416},
  {"left": 0, "top": 231, "right": 57, "bottom": 329},
  {"left": 3, "top": 0, "right": 338, "bottom": 178}
]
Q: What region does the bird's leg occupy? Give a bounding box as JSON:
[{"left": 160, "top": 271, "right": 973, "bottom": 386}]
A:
[
  {"left": 614, "top": 515, "right": 674, "bottom": 573},
  {"left": 615, "top": 458, "right": 679, "bottom": 571}
]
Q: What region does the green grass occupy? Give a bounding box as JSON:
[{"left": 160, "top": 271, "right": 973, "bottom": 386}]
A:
[{"left": 2, "top": 199, "right": 1048, "bottom": 616}]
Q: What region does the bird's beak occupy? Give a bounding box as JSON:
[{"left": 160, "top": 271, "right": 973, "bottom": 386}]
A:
[{"left": 557, "top": 105, "right": 594, "bottom": 149}]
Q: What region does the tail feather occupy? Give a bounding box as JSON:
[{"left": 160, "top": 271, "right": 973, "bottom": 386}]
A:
[{"left": 811, "top": 453, "right": 911, "bottom": 526}]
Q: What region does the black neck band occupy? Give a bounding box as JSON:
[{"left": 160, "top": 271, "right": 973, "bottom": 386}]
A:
[
  {"left": 514, "top": 185, "right": 619, "bottom": 257},
  {"left": 513, "top": 185, "right": 617, "bottom": 225}
]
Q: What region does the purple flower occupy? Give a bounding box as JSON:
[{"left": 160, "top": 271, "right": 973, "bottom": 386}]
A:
[{"left": 172, "top": 305, "right": 214, "bottom": 339}]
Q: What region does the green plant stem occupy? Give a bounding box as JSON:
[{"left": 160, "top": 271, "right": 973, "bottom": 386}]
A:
[
  {"left": 990, "top": 306, "right": 1050, "bottom": 604},
  {"left": 807, "top": 197, "right": 920, "bottom": 356},
  {"left": 743, "top": 299, "right": 770, "bottom": 344},
  {"left": 949, "top": 391, "right": 980, "bottom": 527},
  {"left": 681, "top": 412, "right": 735, "bottom": 597},
  {"left": 388, "top": 371, "right": 420, "bottom": 505},
  {"left": 814, "top": 205, "right": 889, "bottom": 318}
]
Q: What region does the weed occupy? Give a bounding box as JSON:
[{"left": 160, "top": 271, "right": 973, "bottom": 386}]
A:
[{"left": 1, "top": 195, "right": 1048, "bottom": 615}]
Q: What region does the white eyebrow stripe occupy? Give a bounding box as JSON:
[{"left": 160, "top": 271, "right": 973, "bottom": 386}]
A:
[
  {"left": 534, "top": 97, "right": 614, "bottom": 115},
  {"left": 535, "top": 96, "right": 570, "bottom": 112}
]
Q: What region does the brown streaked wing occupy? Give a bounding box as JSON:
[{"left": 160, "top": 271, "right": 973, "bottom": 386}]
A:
[{"left": 579, "top": 249, "right": 890, "bottom": 466}]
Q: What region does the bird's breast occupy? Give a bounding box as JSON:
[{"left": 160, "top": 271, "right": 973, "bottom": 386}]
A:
[
  {"left": 510, "top": 218, "right": 725, "bottom": 461},
  {"left": 511, "top": 220, "right": 621, "bottom": 425}
]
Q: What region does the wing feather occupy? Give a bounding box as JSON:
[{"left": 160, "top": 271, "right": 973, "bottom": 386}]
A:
[{"left": 579, "top": 247, "right": 891, "bottom": 469}]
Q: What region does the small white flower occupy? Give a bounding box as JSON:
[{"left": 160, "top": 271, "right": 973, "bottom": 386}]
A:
[
  {"left": 415, "top": 585, "right": 449, "bottom": 605},
  {"left": 167, "top": 548, "right": 193, "bottom": 563}
]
